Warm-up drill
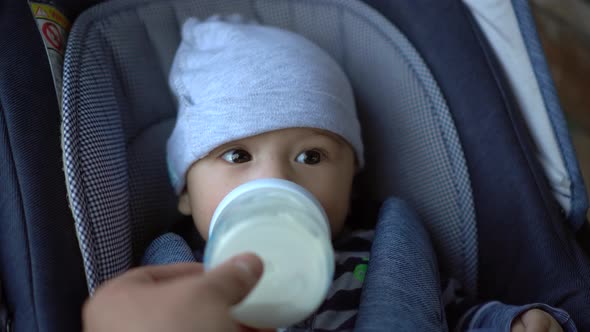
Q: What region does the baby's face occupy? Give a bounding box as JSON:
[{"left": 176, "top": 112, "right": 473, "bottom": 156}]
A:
[{"left": 178, "top": 128, "right": 356, "bottom": 240}]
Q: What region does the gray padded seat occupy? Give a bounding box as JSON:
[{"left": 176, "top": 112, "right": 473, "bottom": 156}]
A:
[{"left": 61, "top": 0, "right": 478, "bottom": 296}]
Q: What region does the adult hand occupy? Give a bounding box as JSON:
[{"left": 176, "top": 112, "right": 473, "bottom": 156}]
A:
[
  {"left": 82, "top": 253, "right": 264, "bottom": 332},
  {"left": 511, "top": 309, "right": 564, "bottom": 332}
]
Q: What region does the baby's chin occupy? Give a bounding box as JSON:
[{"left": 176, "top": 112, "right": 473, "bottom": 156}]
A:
[
  {"left": 193, "top": 220, "right": 210, "bottom": 241},
  {"left": 329, "top": 221, "right": 346, "bottom": 239}
]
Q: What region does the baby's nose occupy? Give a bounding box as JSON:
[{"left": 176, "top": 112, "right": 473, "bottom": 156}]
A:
[{"left": 254, "top": 160, "right": 294, "bottom": 182}]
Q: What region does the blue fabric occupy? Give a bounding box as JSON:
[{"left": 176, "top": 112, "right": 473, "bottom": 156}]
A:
[
  {"left": 464, "top": 302, "right": 576, "bottom": 331},
  {"left": 0, "top": 1, "right": 91, "bottom": 332},
  {"left": 142, "top": 233, "right": 196, "bottom": 265},
  {"left": 357, "top": 199, "right": 579, "bottom": 332},
  {"left": 511, "top": 0, "right": 589, "bottom": 229},
  {"left": 356, "top": 198, "right": 448, "bottom": 331}
]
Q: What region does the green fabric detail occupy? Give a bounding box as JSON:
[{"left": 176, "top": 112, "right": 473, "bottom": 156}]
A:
[{"left": 353, "top": 262, "right": 368, "bottom": 282}]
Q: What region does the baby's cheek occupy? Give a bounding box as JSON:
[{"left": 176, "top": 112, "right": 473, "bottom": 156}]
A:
[
  {"left": 193, "top": 213, "right": 211, "bottom": 241},
  {"left": 309, "top": 191, "right": 348, "bottom": 236},
  {"left": 328, "top": 208, "right": 348, "bottom": 237},
  {"left": 191, "top": 197, "right": 218, "bottom": 241}
]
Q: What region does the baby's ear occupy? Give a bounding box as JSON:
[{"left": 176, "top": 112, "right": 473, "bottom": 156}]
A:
[{"left": 177, "top": 191, "right": 192, "bottom": 215}]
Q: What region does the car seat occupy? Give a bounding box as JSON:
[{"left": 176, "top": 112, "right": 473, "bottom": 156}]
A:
[{"left": 1, "top": 0, "right": 588, "bottom": 331}]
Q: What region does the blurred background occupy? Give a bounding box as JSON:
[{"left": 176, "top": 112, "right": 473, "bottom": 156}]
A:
[{"left": 530, "top": 0, "right": 590, "bottom": 219}]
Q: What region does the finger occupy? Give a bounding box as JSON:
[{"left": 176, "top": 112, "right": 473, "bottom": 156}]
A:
[
  {"left": 550, "top": 320, "right": 564, "bottom": 332},
  {"left": 511, "top": 317, "right": 526, "bottom": 332},
  {"left": 521, "top": 309, "right": 554, "bottom": 332},
  {"left": 199, "top": 253, "right": 264, "bottom": 306}
]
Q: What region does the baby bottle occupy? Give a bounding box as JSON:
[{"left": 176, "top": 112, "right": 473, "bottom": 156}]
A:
[{"left": 203, "top": 178, "right": 335, "bottom": 329}]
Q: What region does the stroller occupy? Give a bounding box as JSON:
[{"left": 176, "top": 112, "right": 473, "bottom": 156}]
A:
[{"left": 1, "top": 0, "right": 589, "bottom": 331}]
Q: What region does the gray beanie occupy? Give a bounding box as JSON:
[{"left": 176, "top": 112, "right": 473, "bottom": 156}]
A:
[{"left": 167, "top": 17, "right": 364, "bottom": 194}]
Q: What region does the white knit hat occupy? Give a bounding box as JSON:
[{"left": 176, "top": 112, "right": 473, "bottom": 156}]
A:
[{"left": 167, "top": 17, "right": 364, "bottom": 194}]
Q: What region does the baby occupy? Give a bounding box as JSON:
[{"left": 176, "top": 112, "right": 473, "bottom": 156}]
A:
[
  {"left": 155, "top": 17, "right": 368, "bottom": 331},
  {"left": 144, "top": 17, "right": 575, "bottom": 332}
]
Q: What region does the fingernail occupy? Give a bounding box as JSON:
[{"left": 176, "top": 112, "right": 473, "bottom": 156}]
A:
[{"left": 233, "top": 253, "right": 264, "bottom": 279}]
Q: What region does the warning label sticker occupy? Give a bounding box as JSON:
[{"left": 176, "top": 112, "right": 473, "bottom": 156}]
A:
[{"left": 30, "top": 2, "right": 71, "bottom": 111}]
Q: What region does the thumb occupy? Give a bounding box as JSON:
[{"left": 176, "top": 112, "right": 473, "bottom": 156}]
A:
[{"left": 198, "top": 253, "right": 264, "bottom": 306}]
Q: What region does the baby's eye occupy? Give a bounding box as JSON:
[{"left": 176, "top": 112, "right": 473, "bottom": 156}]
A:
[
  {"left": 221, "top": 149, "right": 252, "bottom": 164},
  {"left": 295, "top": 150, "right": 322, "bottom": 165}
]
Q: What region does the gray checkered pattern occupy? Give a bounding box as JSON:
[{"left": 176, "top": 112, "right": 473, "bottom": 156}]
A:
[
  {"left": 61, "top": 0, "right": 478, "bottom": 296},
  {"left": 61, "top": 15, "right": 133, "bottom": 292}
]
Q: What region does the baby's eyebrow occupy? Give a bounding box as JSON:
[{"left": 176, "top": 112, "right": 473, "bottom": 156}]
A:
[{"left": 308, "top": 129, "right": 347, "bottom": 146}]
